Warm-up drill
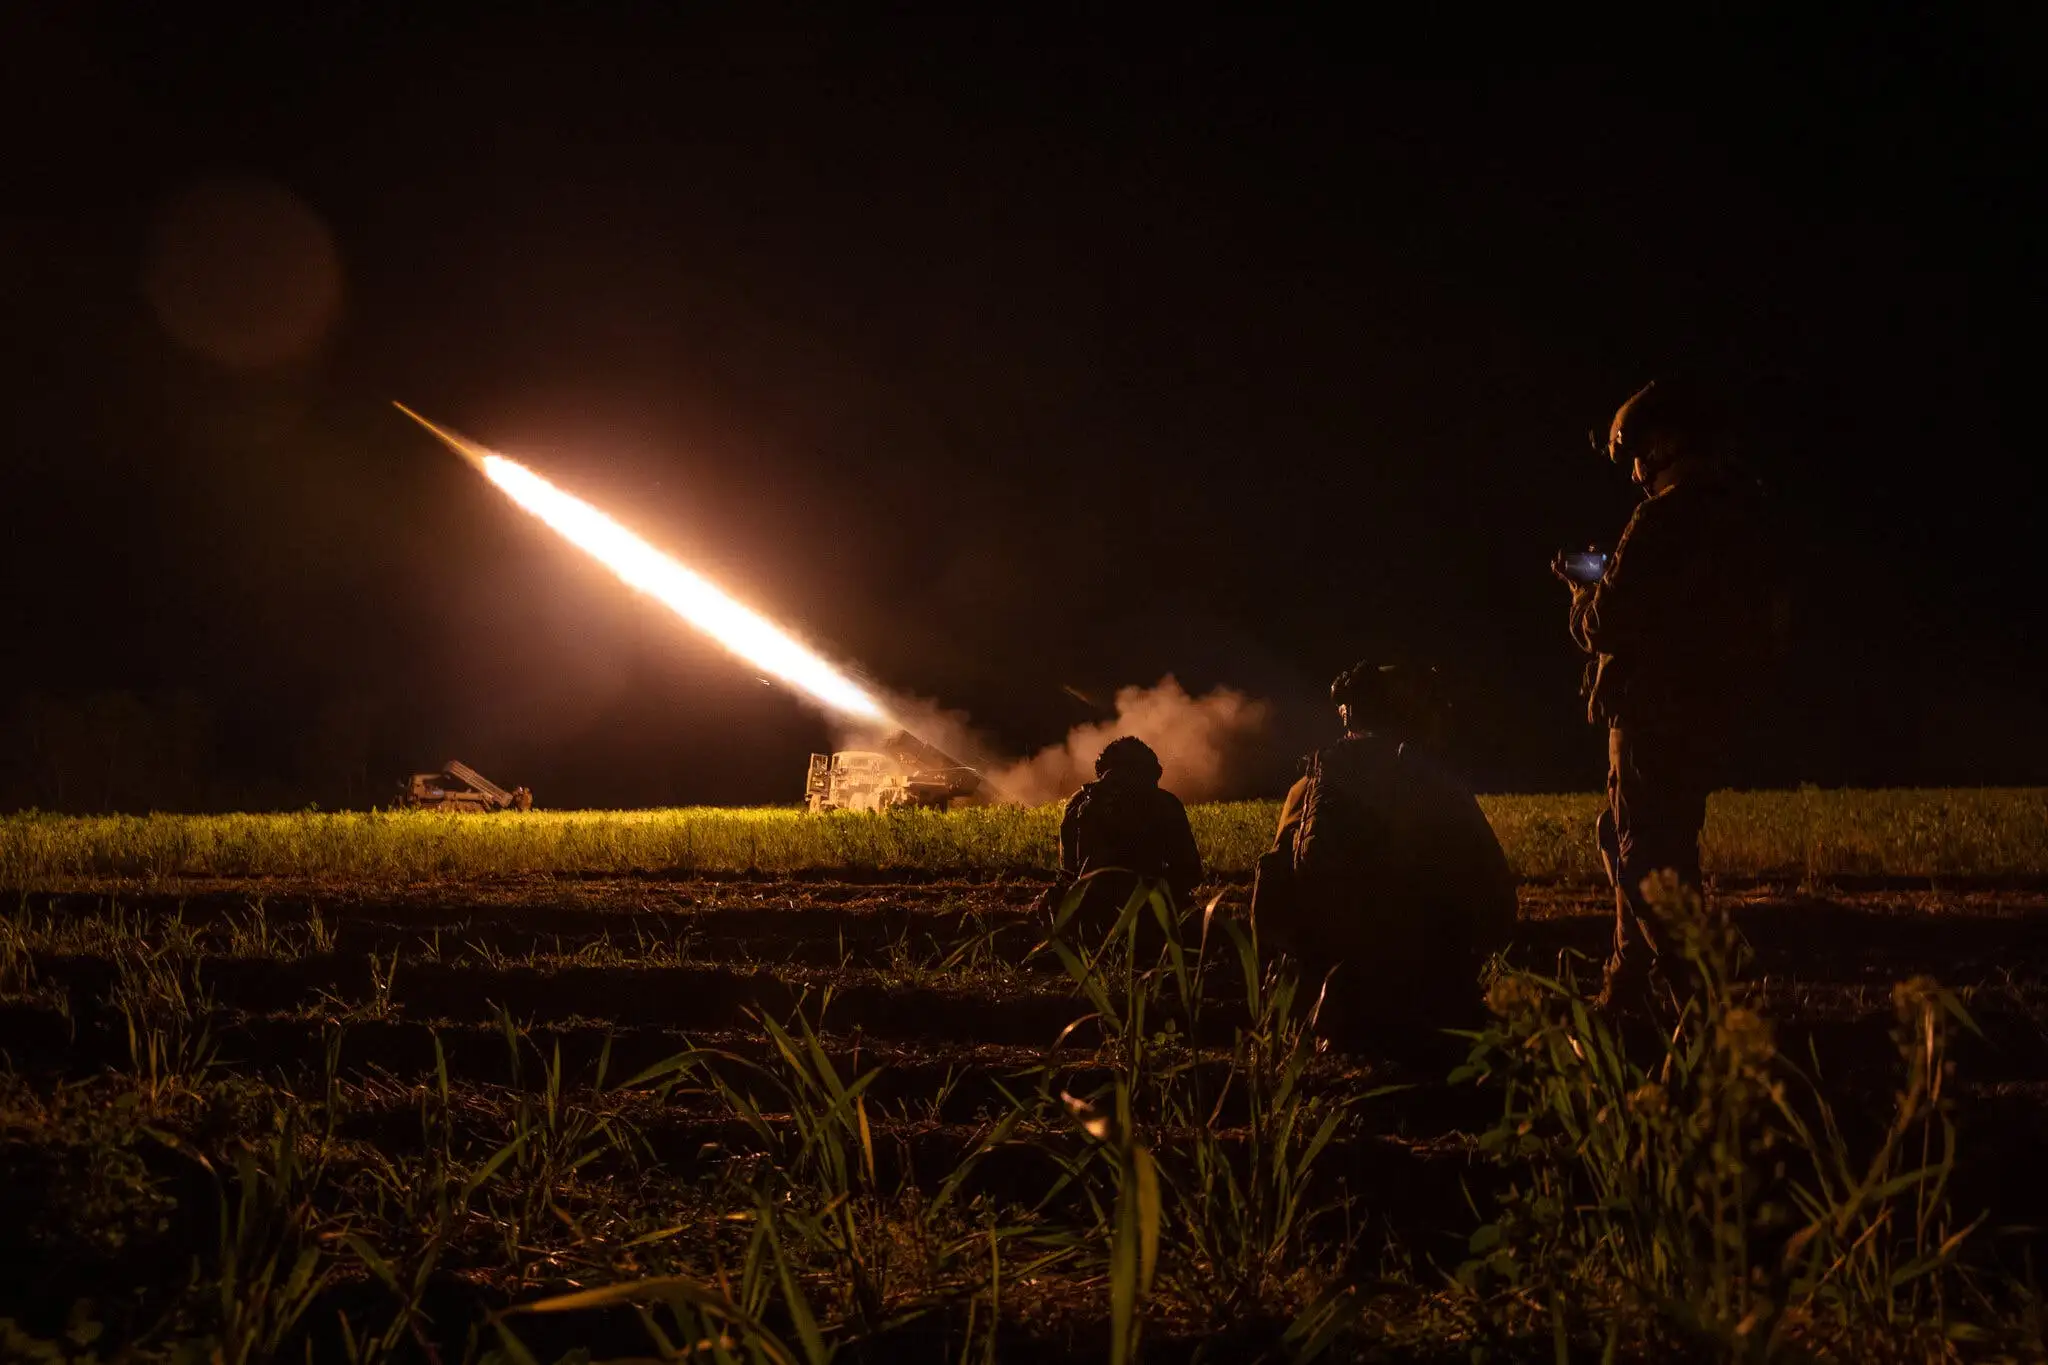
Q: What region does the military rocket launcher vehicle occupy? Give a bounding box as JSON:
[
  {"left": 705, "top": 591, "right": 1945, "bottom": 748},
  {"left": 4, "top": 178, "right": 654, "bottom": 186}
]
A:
[
  {"left": 398, "top": 760, "right": 534, "bottom": 813},
  {"left": 805, "top": 730, "right": 983, "bottom": 812}
]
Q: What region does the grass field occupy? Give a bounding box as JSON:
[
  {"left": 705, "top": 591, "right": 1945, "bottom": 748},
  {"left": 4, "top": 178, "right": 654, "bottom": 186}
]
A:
[
  {"left": 4, "top": 787, "right": 2045, "bottom": 884},
  {"left": 3, "top": 795, "right": 2047, "bottom": 1361}
]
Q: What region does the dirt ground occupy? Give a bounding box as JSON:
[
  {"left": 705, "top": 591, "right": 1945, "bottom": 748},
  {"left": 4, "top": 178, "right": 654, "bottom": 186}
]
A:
[{"left": 5, "top": 874, "right": 2046, "bottom": 1359}]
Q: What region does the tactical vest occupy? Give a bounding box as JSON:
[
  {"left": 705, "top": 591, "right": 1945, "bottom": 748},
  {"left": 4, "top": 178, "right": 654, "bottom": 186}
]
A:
[
  {"left": 1072, "top": 780, "right": 1165, "bottom": 878},
  {"left": 1289, "top": 735, "right": 1516, "bottom": 957}
]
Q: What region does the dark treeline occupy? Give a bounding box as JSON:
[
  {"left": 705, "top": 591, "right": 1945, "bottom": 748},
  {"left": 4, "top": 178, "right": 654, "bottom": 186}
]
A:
[
  {"left": 8, "top": 677, "right": 2046, "bottom": 815},
  {"left": 1, "top": 691, "right": 383, "bottom": 814},
  {"left": 0, "top": 675, "right": 843, "bottom": 814}
]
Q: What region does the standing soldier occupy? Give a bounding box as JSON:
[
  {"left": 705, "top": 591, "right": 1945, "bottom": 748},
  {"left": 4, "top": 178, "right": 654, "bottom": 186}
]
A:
[
  {"left": 1559, "top": 381, "right": 1777, "bottom": 1008},
  {"left": 1252, "top": 662, "right": 1517, "bottom": 1043}
]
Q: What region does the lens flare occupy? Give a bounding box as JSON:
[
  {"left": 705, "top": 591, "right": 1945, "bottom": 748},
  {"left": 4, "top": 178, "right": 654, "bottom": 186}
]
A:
[{"left": 398, "top": 405, "right": 888, "bottom": 722}]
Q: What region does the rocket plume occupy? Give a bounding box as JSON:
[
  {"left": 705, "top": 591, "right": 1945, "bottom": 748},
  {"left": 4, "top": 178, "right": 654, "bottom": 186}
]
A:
[{"left": 397, "top": 404, "right": 888, "bottom": 723}]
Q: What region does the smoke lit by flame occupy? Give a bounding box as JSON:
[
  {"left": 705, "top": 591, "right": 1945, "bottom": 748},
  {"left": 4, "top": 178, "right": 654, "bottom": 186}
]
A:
[{"left": 405, "top": 408, "right": 887, "bottom": 722}]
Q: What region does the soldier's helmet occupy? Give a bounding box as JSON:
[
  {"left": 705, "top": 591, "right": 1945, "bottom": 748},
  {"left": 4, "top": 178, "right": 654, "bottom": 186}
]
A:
[
  {"left": 1600, "top": 380, "right": 1716, "bottom": 465},
  {"left": 1095, "top": 736, "right": 1163, "bottom": 785},
  {"left": 1331, "top": 660, "right": 1445, "bottom": 732}
]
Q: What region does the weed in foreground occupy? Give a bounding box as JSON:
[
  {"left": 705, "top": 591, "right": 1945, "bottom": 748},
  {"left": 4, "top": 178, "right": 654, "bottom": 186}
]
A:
[
  {"left": 1455, "top": 870, "right": 1986, "bottom": 1360},
  {"left": 1035, "top": 874, "right": 1372, "bottom": 1355},
  {"left": 704, "top": 997, "right": 1030, "bottom": 1335},
  {"left": 107, "top": 942, "right": 219, "bottom": 1105},
  {"left": 5, "top": 863, "right": 2045, "bottom": 1363},
  {"left": 493, "top": 1203, "right": 834, "bottom": 1365},
  {"left": 176, "top": 1112, "right": 339, "bottom": 1365}
]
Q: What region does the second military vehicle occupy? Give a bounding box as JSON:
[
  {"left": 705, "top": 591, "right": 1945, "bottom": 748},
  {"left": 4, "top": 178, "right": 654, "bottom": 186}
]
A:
[{"left": 398, "top": 760, "right": 533, "bottom": 813}]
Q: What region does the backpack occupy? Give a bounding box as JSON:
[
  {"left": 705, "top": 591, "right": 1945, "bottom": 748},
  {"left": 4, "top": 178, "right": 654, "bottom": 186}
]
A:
[{"left": 1291, "top": 737, "right": 1404, "bottom": 905}]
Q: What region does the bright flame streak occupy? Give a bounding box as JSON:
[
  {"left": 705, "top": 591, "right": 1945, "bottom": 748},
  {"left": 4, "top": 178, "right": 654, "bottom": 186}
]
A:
[{"left": 476, "top": 452, "right": 888, "bottom": 722}]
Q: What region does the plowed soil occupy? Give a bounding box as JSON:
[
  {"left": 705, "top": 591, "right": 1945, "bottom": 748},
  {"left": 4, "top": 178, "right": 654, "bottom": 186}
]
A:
[{"left": 5, "top": 875, "right": 2047, "bottom": 1360}]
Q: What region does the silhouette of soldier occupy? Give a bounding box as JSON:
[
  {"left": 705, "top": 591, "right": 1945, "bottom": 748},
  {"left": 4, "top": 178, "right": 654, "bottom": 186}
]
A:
[
  {"left": 1559, "top": 381, "right": 1777, "bottom": 1008},
  {"left": 1051, "top": 737, "right": 1204, "bottom": 921},
  {"left": 1252, "top": 662, "right": 1517, "bottom": 1040}
]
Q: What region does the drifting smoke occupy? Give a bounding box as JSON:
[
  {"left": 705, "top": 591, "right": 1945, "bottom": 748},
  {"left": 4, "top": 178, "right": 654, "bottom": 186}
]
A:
[
  {"left": 842, "top": 693, "right": 993, "bottom": 772},
  {"left": 989, "top": 676, "right": 1272, "bottom": 804}
]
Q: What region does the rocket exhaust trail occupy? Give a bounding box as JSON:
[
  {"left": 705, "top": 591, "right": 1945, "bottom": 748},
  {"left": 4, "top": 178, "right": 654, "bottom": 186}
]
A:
[
  {"left": 394, "top": 403, "right": 890, "bottom": 723},
  {"left": 393, "top": 401, "right": 488, "bottom": 470}
]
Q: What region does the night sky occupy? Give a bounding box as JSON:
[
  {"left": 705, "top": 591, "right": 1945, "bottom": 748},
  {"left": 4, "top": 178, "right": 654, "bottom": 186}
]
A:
[{"left": 3, "top": 7, "right": 2041, "bottom": 809}]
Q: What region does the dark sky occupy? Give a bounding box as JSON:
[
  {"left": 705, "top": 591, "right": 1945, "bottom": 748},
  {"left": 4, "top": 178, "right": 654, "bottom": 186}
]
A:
[{"left": 3, "top": 6, "right": 2042, "bottom": 807}]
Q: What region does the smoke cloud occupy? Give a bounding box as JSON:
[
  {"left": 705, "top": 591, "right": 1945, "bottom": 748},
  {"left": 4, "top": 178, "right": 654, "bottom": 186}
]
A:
[
  {"left": 986, "top": 676, "right": 1271, "bottom": 804},
  {"left": 844, "top": 692, "right": 998, "bottom": 776}
]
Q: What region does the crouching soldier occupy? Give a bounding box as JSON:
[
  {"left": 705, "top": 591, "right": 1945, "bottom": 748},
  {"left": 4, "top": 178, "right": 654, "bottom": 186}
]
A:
[
  {"left": 1045, "top": 737, "right": 1204, "bottom": 931},
  {"left": 1252, "top": 662, "right": 1517, "bottom": 1047}
]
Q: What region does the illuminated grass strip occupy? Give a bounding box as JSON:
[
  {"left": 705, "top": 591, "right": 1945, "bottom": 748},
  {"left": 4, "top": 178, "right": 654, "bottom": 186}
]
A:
[{"left": 2, "top": 789, "right": 2043, "bottom": 884}]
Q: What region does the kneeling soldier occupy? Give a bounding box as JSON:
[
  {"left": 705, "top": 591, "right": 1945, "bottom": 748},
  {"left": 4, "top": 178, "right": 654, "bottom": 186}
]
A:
[
  {"left": 1050, "top": 737, "right": 1204, "bottom": 927},
  {"left": 1253, "top": 662, "right": 1517, "bottom": 1044}
]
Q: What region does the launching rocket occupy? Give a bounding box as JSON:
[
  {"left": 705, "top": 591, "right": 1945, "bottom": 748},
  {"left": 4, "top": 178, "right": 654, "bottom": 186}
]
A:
[
  {"left": 392, "top": 402, "right": 891, "bottom": 722},
  {"left": 393, "top": 401, "right": 489, "bottom": 470}
]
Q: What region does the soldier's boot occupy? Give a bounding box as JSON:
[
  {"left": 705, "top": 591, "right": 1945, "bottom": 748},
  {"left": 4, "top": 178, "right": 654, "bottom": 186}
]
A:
[
  {"left": 1594, "top": 880, "right": 1663, "bottom": 1015},
  {"left": 1593, "top": 951, "right": 1659, "bottom": 1016}
]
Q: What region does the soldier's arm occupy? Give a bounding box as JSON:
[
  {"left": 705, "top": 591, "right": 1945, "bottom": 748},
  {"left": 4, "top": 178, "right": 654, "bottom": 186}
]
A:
[
  {"left": 1252, "top": 776, "right": 1309, "bottom": 953},
  {"left": 1058, "top": 790, "right": 1086, "bottom": 878},
  {"left": 1161, "top": 794, "right": 1204, "bottom": 908},
  {"left": 1569, "top": 500, "right": 1670, "bottom": 656},
  {"left": 1271, "top": 776, "right": 1309, "bottom": 854}
]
